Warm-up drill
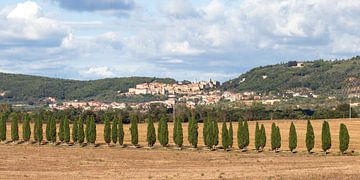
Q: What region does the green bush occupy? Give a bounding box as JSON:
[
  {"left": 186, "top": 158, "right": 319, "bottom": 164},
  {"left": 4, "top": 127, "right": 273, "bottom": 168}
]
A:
[
  {"left": 244, "top": 120, "right": 249, "bottom": 147},
  {"left": 50, "top": 117, "right": 56, "bottom": 144},
  {"left": 72, "top": 117, "right": 78, "bottom": 143},
  {"left": 118, "top": 117, "right": 124, "bottom": 146},
  {"left": 58, "top": 117, "right": 65, "bottom": 143},
  {"left": 229, "top": 121, "right": 233, "bottom": 148},
  {"left": 271, "top": 122, "right": 277, "bottom": 151},
  {"left": 306, "top": 120, "right": 315, "bottom": 153},
  {"left": 10, "top": 112, "right": 19, "bottom": 142},
  {"left": 255, "top": 122, "right": 261, "bottom": 151},
  {"left": 64, "top": 118, "right": 70, "bottom": 144},
  {"left": 289, "top": 122, "right": 297, "bottom": 152},
  {"left": 129, "top": 113, "right": 139, "bottom": 146},
  {"left": 146, "top": 117, "right": 156, "bottom": 147},
  {"left": 237, "top": 119, "right": 245, "bottom": 149},
  {"left": 221, "top": 122, "right": 230, "bottom": 150},
  {"left": 260, "top": 124, "right": 266, "bottom": 150},
  {"left": 111, "top": 118, "right": 118, "bottom": 144},
  {"left": 188, "top": 115, "right": 198, "bottom": 148},
  {"left": 339, "top": 123, "right": 350, "bottom": 154},
  {"left": 0, "top": 113, "right": 6, "bottom": 141},
  {"left": 321, "top": 121, "right": 331, "bottom": 153},
  {"left": 158, "top": 115, "right": 169, "bottom": 147},
  {"left": 104, "top": 117, "right": 111, "bottom": 145},
  {"left": 88, "top": 116, "right": 96, "bottom": 145},
  {"left": 78, "top": 117, "right": 85, "bottom": 145},
  {"left": 22, "top": 114, "right": 31, "bottom": 142}
]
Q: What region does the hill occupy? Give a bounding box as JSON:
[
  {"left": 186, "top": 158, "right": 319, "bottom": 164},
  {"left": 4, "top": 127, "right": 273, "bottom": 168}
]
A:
[
  {"left": 0, "top": 73, "right": 175, "bottom": 103},
  {"left": 221, "top": 56, "right": 360, "bottom": 96}
]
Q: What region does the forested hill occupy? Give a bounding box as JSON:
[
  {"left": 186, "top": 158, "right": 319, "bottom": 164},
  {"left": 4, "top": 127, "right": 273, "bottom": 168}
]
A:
[
  {"left": 0, "top": 73, "right": 175, "bottom": 102},
  {"left": 221, "top": 56, "right": 360, "bottom": 95}
]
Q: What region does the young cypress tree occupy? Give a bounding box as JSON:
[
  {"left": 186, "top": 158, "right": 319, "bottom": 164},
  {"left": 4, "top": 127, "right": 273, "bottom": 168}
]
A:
[
  {"left": 237, "top": 119, "right": 243, "bottom": 149},
  {"left": 188, "top": 115, "right": 198, "bottom": 148},
  {"left": 10, "top": 112, "right": 19, "bottom": 142},
  {"left": 244, "top": 120, "right": 250, "bottom": 148},
  {"left": 78, "top": 117, "right": 85, "bottom": 145},
  {"left": 129, "top": 113, "right": 139, "bottom": 146},
  {"left": 158, "top": 115, "right": 169, "bottom": 147},
  {"left": 221, "top": 122, "right": 230, "bottom": 150},
  {"left": 339, "top": 123, "right": 350, "bottom": 154},
  {"left": 146, "top": 117, "right": 156, "bottom": 147},
  {"left": 85, "top": 116, "right": 90, "bottom": 144},
  {"left": 64, "top": 118, "right": 70, "bottom": 144},
  {"left": 72, "top": 117, "right": 79, "bottom": 144},
  {"left": 45, "top": 117, "right": 51, "bottom": 142},
  {"left": 229, "top": 121, "right": 233, "bottom": 148},
  {"left": 213, "top": 119, "right": 219, "bottom": 147},
  {"left": 58, "top": 117, "right": 65, "bottom": 143},
  {"left": 118, "top": 117, "right": 124, "bottom": 146},
  {"left": 173, "top": 117, "right": 183, "bottom": 148},
  {"left": 0, "top": 113, "right": 6, "bottom": 141},
  {"left": 104, "top": 116, "right": 111, "bottom": 145},
  {"left": 289, "top": 122, "right": 297, "bottom": 153},
  {"left": 260, "top": 124, "right": 266, "bottom": 151},
  {"left": 255, "top": 122, "right": 260, "bottom": 151},
  {"left": 271, "top": 122, "right": 277, "bottom": 151},
  {"left": 49, "top": 117, "right": 57, "bottom": 144},
  {"left": 276, "top": 126, "right": 281, "bottom": 151},
  {"left": 22, "top": 114, "right": 31, "bottom": 142},
  {"left": 206, "top": 119, "right": 215, "bottom": 150},
  {"left": 203, "top": 117, "right": 210, "bottom": 147},
  {"left": 36, "top": 117, "right": 43, "bottom": 145},
  {"left": 89, "top": 116, "right": 97, "bottom": 145},
  {"left": 111, "top": 118, "right": 118, "bottom": 144},
  {"left": 34, "top": 116, "right": 38, "bottom": 142},
  {"left": 306, "top": 120, "right": 315, "bottom": 153},
  {"left": 321, "top": 121, "right": 331, "bottom": 154}
]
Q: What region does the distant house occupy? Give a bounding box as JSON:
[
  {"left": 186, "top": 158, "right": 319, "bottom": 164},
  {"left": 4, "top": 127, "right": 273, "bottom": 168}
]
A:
[{"left": 287, "top": 61, "right": 305, "bottom": 68}]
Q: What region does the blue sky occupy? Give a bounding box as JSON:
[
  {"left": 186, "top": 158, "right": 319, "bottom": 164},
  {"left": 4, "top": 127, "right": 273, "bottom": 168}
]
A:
[{"left": 0, "top": 0, "right": 360, "bottom": 82}]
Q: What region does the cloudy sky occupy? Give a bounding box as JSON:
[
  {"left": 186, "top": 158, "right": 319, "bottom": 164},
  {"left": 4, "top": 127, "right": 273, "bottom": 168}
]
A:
[{"left": 0, "top": 0, "right": 360, "bottom": 82}]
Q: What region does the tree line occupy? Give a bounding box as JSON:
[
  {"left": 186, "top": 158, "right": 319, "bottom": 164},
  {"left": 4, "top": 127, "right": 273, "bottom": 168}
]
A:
[{"left": 0, "top": 112, "right": 351, "bottom": 154}]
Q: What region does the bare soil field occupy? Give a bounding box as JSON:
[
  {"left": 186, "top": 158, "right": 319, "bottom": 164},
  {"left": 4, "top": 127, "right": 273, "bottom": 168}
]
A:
[{"left": 1, "top": 118, "right": 360, "bottom": 179}]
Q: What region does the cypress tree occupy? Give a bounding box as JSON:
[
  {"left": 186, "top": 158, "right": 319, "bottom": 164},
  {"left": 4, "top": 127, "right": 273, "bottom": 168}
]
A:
[
  {"left": 49, "top": 117, "right": 56, "bottom": 144},
  {"left": 104, "top": 117, "right": 111, "bottom": 145},
  {"left": 158, "top": 115, "right": 169, "bottom": 147},
  {"left": 22, "top": 114, "right": 31, "bottom": 142},
  {"left": 0, "top": 113, "right": 6, "bottom": 141},
  {"left": 45, "top": 116, "right": 51, "bottom": 142},
  {"left": 72, "top": 117, "right": 79, "bottom": 144},
  {"left": 64, "top": 118, "right": 70, "bottom": 144},
  {"left": 129, "top": 113, "right": 138, "bottom": 146},
  {"left": 229, "top": 121, "right": 233, "bottom": 148},
  {"left": 339, "top": 123, "right": 350, "bottom": 154},
  {"left": 321, "top": 121, "right": 331, "bottom": 153},
  {"left": 276, "top": 126, "right": 281, "bottom": 151},
  {"left": 85, "top": 116, "right": 90, "bottom": 144},
  {"left": 213, "top": 119, "right": 219, "bottom": 147},
  {"left": 206, "top": 118, "right": 215, "bottom": 150},
  {"left": 244, "top": 120, "right": 250, "bottom": 148},
  {"left": 255, "top": 122, "right": 260, "bottom": 151},
  {"left": 188, "top": 115, "right": 198, "bottom": 148},
  {"left": 146, "top": 117, "right": 156, "bottom": 147},
  {"left": 306, "top": 120, "right": 315, "bottom": 153},
  {"left": 173, "top": 117, "right": 183, "bottom": 148},
  {"left": 36, "top": 117, "right": 43, "bottom": 145},
  {"left": 34, "top": 116, "right": 38, "bottom": 142},
  {"left": 260, "top": 124, "right": 266, "bottom": 151},
  {"left": 10, "top": 112, "right": 19, "bottom": 142},
  {"left": 111, "top": 118, "right": 118, "bottom": 144},
  {"left": 271, "top": 122, "right": 277, "bottom": 151},
  {"left": 237, "top": 119, "right": 245, "bottom": 149},
  {"left": 118, "top": 117, "right": 124, "bottom": 146},
  {"left": 58, "top": 117, "right": 65, "bottom": 143},
  {"left": 203, "top": 117, "right": 210, "bottom": 147},
  {"left": 289, "top": 122, "right": 297, "bottom": 153},
  {"left": 89, "top": 116, "right": 97, "bottom": 145},
  {"left": 221, "top": 122, "right": 230, "bottom": 150},
  {"left": 78, "top": 117, "right": 85, "bottom": 145}
]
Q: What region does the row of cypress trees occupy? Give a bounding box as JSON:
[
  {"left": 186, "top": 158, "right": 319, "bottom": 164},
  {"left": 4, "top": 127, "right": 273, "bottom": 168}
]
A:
[{"left": 0, "top": 112, "right": 351, "bottom": 154}]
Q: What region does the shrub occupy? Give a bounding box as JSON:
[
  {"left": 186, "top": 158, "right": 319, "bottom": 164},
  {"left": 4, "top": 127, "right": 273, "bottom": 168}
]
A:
[
  {"left": 229, "top": 121, "right": 233, "bottom": 148},
  {"left": 0, "top": 113, "right": 6, "bottom": 141},
  {"left": 85, "top": 116, "right": 90, "bottom": 144},
  {"left": 289, "top": 122, "right": 297, "bottom": 152},
  {"left": 129, "top": 113, "right": 139, "bottom": 146},
  {"left": 255, "top": 122, "right": 260, "bottom": 151},
  {"left": 118, "top": 117, "right": 124, "bottom": 146},
  {"left": 244, "top": 120, "right": 250, "bottom": 147},
  {"left": 173, "top": 117, "right": 183, "bottom": 148},
  {"left": 203, "top": 117, "right": 210, "bottom": 147},
  {"left": 78, "top": 117, "right": 85, "bottom": 145},
  {"left": 111, "top": 118, "right": 118, "bottom": 144},
  {"left": 260, "top": 124, "right": 266, "bottom": 150},
  {"left": 271, "top": 122, "right": 277, "bottom": 151},
  {"left": 339, "top": 123, "right": 350, "bottom": 154},
  {"left": 10, "top": 113, "right": 19, "bottom": 142},
  {"left": 306, "top": 120, "right": 315, "bottom": 153},
  {"left": 34, "top": 116, "right": 38, "bottom": 142},
  {"left": 58, "top": 117, "right": 65, "bottom": 143},
  {"left": 88, "top": 116, "right": 97, "bottom": 145},
  {"left": 276, "top": 126, "right": 281, "bottom": 150},
  {"left": 146, "top": 117, "right": 156, "bottom": 147},
  {"left": 205, "top": 118, "right": 215, "bottom": 150},
  {"left": 72, "top": 117, "right": 79, "bottom": 143},
  {"left": 213, "top": 120, "right": 219, "bottom": 146},
  {"left": 36, "top": 117, "right": 43, "bottom": 145},
  {"left": 64, "top": 118, "right": 70, "bottom": 144},
  {"left": 158, "top": 115, "right": 169, "bottom": 147},
  {"left": 50, "top": 117, "right": 56, "bottom": 144},
  {"left": 45, "top": 117, "right": 51, "bottom": 142},
  {"left": 321, "top": 121, "right": 331, "bottom": 153},
  {"left": 221, "top": 122, "right": 230, "bottom": 150},
  {"left": 22, "top": 114, "right": 31, "bottom": 142},
  {"left": 237, "top": 119, "right": 245, "bottom": 149},
  {"left": 188, "top": 115, "right": 198, "bottom": 148},
  {"left": 104, "top": 117, "right": 111, "bottom": 145}
]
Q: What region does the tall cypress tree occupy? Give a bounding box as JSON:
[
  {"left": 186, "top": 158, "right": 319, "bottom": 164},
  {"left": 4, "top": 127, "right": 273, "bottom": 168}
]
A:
[
  {"left": 306, "top": 120, "right": 315, "bottom": 153},
  {"left": 64, "top": 118, "right": 70, "bottom": 144},
  {"left": 229, "top": 121, "right": 233, "bottom": 148},
  {"left": 271, "top": 122, "right": 277, "bottom": 151},
  {"left": 244, "top": 120, "right": 250, "bottom": 148},
  {"left": 45, "top": 116, "right": 51, "bottom": 142},
  {"left": 129, "top": 113, "right": 138, "bottom": 146},
  {"left": 203, "top": 117, "right": 210, "bottom": 147},
  {"left": 58, "top": 117, "right": 65, "bottom": 143},
  {"left": 188, "top": 115, "right": 198, "bottom": 148},
  {"left": 34, "top": 116, "right": 38, "bottom": 142},
  {"left": 118, "top": 117, "right": 124, "bottom": 146},
  {"left": 10, "top": 112, "right": 19, "bottom": 142},
  {"left": 72, "top": 117, "right": 79, "bottom": 144},
  {"left": 255, "top": 122, "right": 260, "bottom": 151},
  {"left": 173, "top": 117, "right": 183, "bottom": 148},
  {"left": 237, "top": 119, "right": 245, "bottom": 149},
  {"left": 146, "top": 117, "right": 156, "bottom": 147},
  {"left": 89, "top": 116, "right": 97, "bottom": 145},
  {"left": 321, "top": 121, "right": 331, "bottom": 153},
  {"left": 275, "top": 126, "right": 281, "bottom": 151},
  {"left": 158, "top": 115, "right": 169, "bottom": 147},
  {"left": 111, "top": 118, "right": 118, "bottom": 144},
  {"left": 104, "top": 117, "right": 111, "bottom": 145},
  {"left": 289, "top": 122, "right": 297, "bottom": 153},
  {"left": 0, "top": 113, "right": 6, "bottom": 141},
  {"left": 213, "top": 119, "right": 219, "bottom": 147},
  {"left": 206, "top": 118, "right": 215, "bottom": 150},
  {"left": 85, "top": 116, "right": 90, "bottom": 144},
  {"left": 221, "top": 122, "right": 230, "bottom": 150},
  {"left": 49, "top": 117, "right": 56, "bottom": 144},
  {"left": 339, "top": 123, "right": 350, "bottom": 154},
  {"left": 36, "top": 117, "right": 43, "bottom": 145},
  {"left": 260, "top": 124, "right": 266, "bottom": 151},
  {"left": 22, "top": 114, "right": 31, "bottom": 142},
  {"left": 78, "top": 117, "right": 85, "bottom": 145}
]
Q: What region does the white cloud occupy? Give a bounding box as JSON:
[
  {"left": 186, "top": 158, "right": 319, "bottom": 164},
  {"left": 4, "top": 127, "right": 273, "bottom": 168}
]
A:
[
  {"left": 161, "top": 0, "right": 198, "bottom": 19},
  {"left": 163, "top": 41, "right": 203, "bottom": 56},
  {"left": 80, "top": 66, "right": 114, "bottom": 78}
]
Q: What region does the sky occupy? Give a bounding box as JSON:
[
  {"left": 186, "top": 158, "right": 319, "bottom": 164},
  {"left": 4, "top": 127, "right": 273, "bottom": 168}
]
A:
[{"left": 0, "top": 0, "right": 360, "bottom": 82}]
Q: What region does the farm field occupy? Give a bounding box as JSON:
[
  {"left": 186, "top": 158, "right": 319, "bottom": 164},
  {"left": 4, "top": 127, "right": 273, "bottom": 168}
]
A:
[{"left": 1, "top": 118, "right": 360, "bottom": 179}]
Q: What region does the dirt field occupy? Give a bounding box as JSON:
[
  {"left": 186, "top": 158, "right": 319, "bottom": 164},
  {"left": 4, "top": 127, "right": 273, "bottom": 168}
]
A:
[{"left": 1, "top": 119, "right": 360, "bottom": 179}]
